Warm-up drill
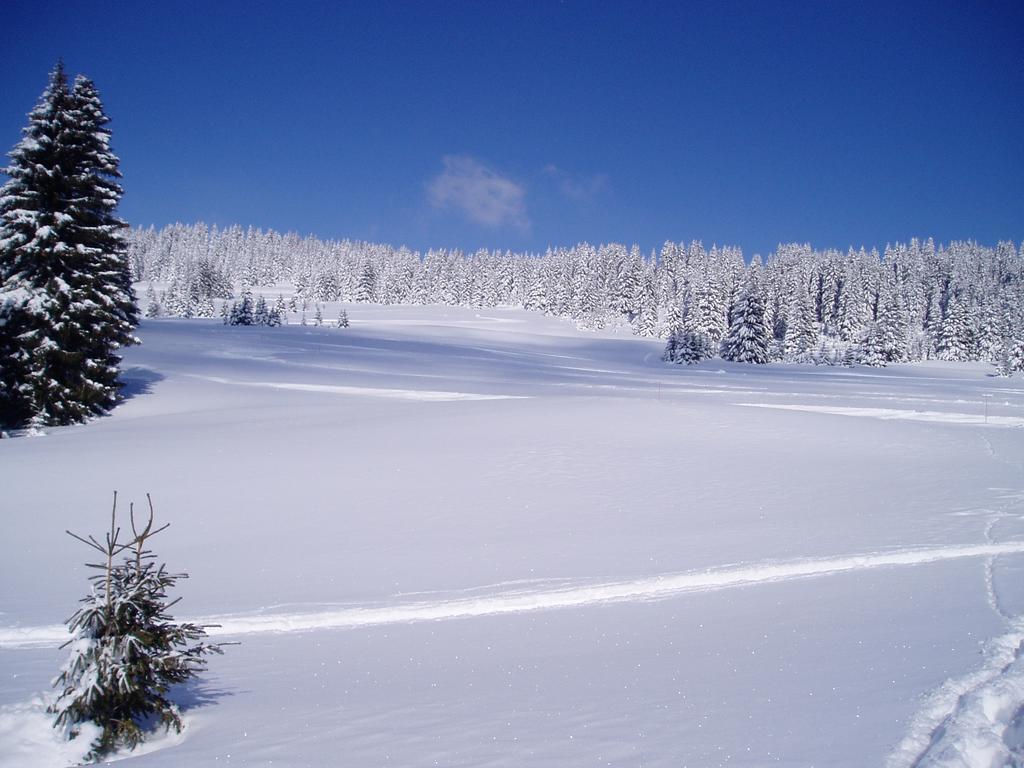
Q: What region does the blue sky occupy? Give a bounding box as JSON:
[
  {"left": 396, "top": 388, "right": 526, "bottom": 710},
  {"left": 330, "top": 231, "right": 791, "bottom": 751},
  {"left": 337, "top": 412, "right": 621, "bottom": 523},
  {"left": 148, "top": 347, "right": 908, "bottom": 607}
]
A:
[{"left": 2, "top": 0, "right": 1022, "bottom": 258}]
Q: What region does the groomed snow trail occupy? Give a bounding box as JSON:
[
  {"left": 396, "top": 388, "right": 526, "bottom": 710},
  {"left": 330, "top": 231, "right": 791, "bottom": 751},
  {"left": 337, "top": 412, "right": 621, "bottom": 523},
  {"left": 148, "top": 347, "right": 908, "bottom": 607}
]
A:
[{"left": 4, "top": 541, "right": 1024, "bottom": 650}]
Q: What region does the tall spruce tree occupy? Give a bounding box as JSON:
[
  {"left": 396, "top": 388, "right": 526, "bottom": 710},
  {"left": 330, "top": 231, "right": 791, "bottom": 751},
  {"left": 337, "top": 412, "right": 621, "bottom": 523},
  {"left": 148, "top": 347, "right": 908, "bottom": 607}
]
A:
[
  {"left": 720, "top": 274, "right": 770, "bottom": 364},
  {"left": 783, "top": 282, "right": 819, "bottom": 362},
  {"left": 858, "top": 286, "right": 906, "bottom": 366},
  {"left": 936, "top": 290, "right": 975, "bottom": 361},
  {"left": 0, "top": 64, "right": 138, "bottom": 428}
]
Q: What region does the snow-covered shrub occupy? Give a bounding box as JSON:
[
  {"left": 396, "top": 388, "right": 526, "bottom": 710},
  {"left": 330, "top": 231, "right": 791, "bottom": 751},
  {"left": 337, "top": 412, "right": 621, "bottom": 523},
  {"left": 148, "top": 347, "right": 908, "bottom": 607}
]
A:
[{"left": 50, "top": 494, "right": 224, "bottom": 761}]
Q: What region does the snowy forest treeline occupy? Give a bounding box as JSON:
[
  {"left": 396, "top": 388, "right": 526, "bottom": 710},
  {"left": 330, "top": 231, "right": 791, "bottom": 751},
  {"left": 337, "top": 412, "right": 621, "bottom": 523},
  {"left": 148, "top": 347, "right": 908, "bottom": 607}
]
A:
[{"left": 130, "top": 224, "right": 1024, "bottom": 369}]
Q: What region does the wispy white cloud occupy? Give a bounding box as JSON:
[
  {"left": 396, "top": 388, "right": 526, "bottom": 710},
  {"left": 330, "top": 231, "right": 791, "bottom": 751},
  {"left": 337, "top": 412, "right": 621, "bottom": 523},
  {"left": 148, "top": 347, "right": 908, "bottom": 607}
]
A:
[
  {"left": 542, "top": 165, "right": 611, "bottom": 202},
  {"left": 426, "top": 155, "right": 528, "bottom": 229}
]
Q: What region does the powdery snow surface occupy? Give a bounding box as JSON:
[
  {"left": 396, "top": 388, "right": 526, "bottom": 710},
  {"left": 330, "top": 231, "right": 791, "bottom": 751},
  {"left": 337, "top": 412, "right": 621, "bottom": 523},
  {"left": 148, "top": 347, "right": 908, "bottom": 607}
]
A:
[{"left": 1, "top": 303, "right": 1024, "bottom": 767}]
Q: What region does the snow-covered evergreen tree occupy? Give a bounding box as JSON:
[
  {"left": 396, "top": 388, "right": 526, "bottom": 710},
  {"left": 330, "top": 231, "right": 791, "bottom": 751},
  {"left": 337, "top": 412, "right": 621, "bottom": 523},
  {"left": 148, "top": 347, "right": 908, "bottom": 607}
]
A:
[
  {"left": 0, "top": 64, "right": 138, "bottom": 428},
  {"left": 841, "top": 343, "right": 858, "bottom": 367},
  {"left": 273, "top": 294, "right": 287, "bottom": 324},
  {"left": 662, "top": 329, "right": 680, "bottom": 362},
  {"left": 613, "top": 245, "right": 642, "bottom": 319},
  {"left": 50, "top": 495, "right": 223, "bottom": 760},
  {"left": 252, "top": 294, "right": 270, "bottom": 326},
  {"left": 227, "top": 287, "right": 255, "bottom": 326},
  {"left": 783, "top": 282, "right": 819, "bottom": 362},
  {"left": 633, "top": 272, "right": 658, "bottom": 337},
  {"left": 664, "top": 329, "right": 714, "bottom": 364},
  {"left": 720, "top": 275, "right": 769, "bottom": 364},
  {"left": 996, "top": 293, "right": 1024, "bottom": 375},
  {"left": 67, "top": 74, "right": 138, "bottom": 340},
  {"left": 858, "top": 286, "right": 906, "bottom": 366},
  {"left": 337, "top": 308, "right": 350, "bottom": 328},
  {"left": 996, "top": 336, "right": 1023, "bottom": 376},
  {"left": 523, "top": 268, "right": 547, "bottom": 312},
  {"left": 144, "top": 285, "right": 161, "bottom": 318},
  {"left": 975, "top": 301, "right": 1002, "bottom": 361},
  {"left": 936, "top": 290, "right": 975, "bottom": 361},
  {"left": 194, "top": 294, "right": 216, "bottom": 318},
  {"left": 356, "top": 260, "right": 377, "bottom": 302},
  {"left": 690, "top": 278, "right": 728, "bottom": 349},
  {"left": 857, "top": 322, "right": 888, "bottom": 367}
]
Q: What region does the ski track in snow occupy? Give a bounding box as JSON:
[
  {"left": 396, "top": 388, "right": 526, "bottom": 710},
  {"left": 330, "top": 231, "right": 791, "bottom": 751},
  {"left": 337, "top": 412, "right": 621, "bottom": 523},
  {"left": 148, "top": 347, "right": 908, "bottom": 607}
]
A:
[
  {"left": 737, "top": 403, "right": 1024, "bottom": 428},
  {"left": 5, "top": 542, "right": 1024, "bottom": 651},
  {"left": 192, "top": 375, "right": 529, "bottom": 401}
]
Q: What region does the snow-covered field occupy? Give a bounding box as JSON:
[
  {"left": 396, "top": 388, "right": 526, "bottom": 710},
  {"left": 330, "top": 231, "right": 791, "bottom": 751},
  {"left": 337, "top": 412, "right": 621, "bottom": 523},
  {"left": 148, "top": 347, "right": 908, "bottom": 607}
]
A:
[{"left": 2, "top": 303, "right": 1023, "bottom": 767}]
